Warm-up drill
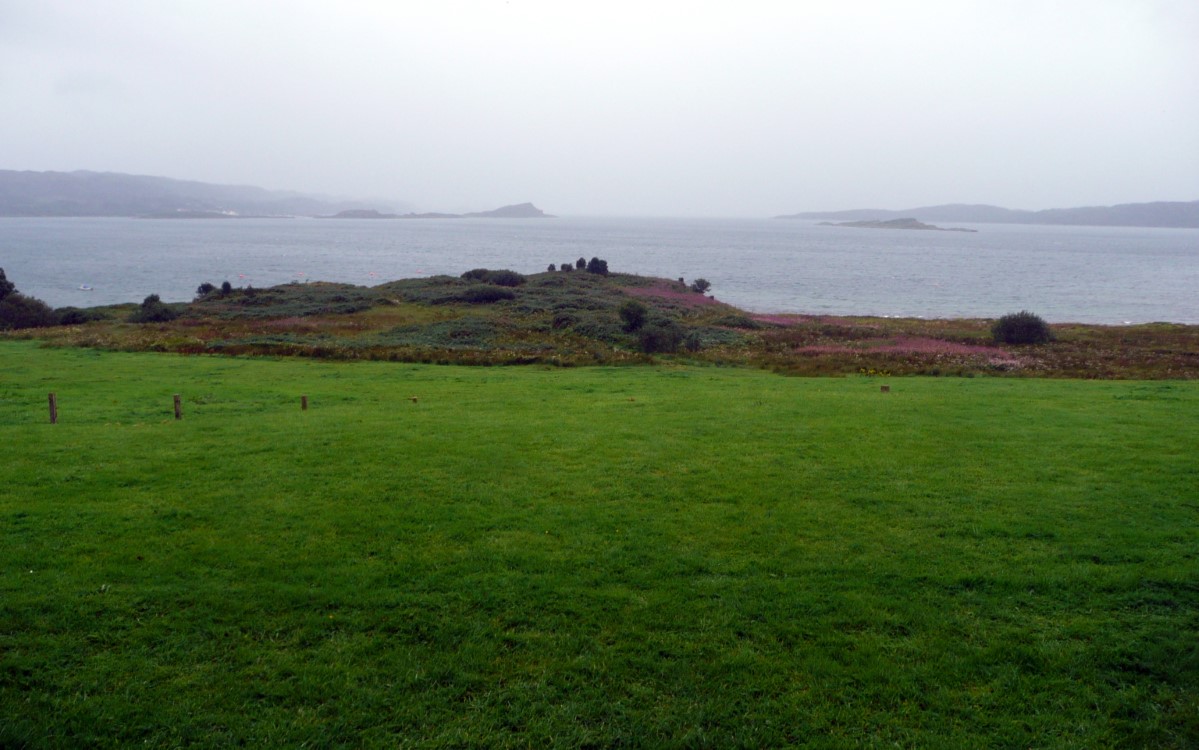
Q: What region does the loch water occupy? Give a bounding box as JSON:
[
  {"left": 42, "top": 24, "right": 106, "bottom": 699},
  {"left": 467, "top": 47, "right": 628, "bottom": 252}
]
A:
[{"left": 2, "top": 216, "right": 1197, "bottom": 324}]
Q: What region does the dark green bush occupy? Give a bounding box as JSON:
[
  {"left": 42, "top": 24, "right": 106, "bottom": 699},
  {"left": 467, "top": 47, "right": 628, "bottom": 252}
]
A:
[
  {"left": 690, "top": 278, "right": 711, "bottom": 294},
  {"left": 461, "top": 269, "right": 526, "bottom": 287},
  {"left": 0, "top": 268, "right": 18, "bottom": 302},
  {"left": 0, "top": 269, "right": 57, "bottom": 330},
  {"left": 221, "top": 281, "right": 234, "bottom": 295},
  {"left": 711, "top": 314, "right": 761, "bottom": 329},
  {"left": 0, "top": 294, "right": 57, "bottom": 330},
  {"left": 129, "top": 294, "right": 180, "bottom": 323},
  {"left": 586, "top": 257, "right": 609, "bottom": 275},
  {"left": 55, "top": 306, "right": 106, "bottom": 325},
  {"left": 618, "top": 299, "right": 648, "bottom": 332},
  {"left": 992, "top": 310, "right": 1052, "bottom": 344},
  {"left": 551, "top": 312, "right": 575, "bottom": 330},
  {"left": 196, "top": 282, "right": 217, "bottom": 299},
  {"left": 639, "top": 320, "right": 685, "bottom": 353},
  {"left": 575, "top": 257, "right": 587, "bottom": 270},
  {"left": 459, "top": 285, "right": 516, "bottom": 304},
  {"left": 561, "top": 262, "right": 573, "bottom": 272}
]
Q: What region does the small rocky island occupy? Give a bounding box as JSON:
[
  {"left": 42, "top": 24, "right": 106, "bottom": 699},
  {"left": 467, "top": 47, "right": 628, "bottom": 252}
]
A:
[
  {"left": 818, "top": 217, "right": 977, "bottom": 232},
  {"left": 321, "top": 202, "right": 553, "bottom": 219}
]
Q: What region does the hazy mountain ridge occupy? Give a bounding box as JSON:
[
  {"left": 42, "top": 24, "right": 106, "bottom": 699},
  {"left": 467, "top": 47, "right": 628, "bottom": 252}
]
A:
[
  {"left": 780, "top": 201, "right": 1199, "bottom": 228},
  {"left": 0, "top": 170, "right": 400, "bottom": 217}
]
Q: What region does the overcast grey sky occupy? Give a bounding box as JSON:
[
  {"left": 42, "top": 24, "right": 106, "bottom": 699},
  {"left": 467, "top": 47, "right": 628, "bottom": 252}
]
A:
[{"left": 2, "top": 0, "right": 1196, "bottom": 216}]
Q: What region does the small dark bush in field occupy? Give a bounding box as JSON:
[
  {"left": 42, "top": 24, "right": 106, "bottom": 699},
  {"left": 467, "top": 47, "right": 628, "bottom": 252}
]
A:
[
  {"left": 690, "top": 278, "right": 711, "bottom": 294},
  {"left": 460, "top": 285, "right": 516, "bottom": 304},
  {"left": 561, "top": 262, "right": 573, "bottom": 272},
  {"left": 586, "top": 257, "right": 609, "bottom": 275},
  {"left": 576, "top": 257, "right": 587, "bottom": 270},
  {"left": 547, "top": 263, "right": 556, "bottom": 272},
  {"left": 684, "top": 332, "right": 703, "bottom": 352},
  {"left": 552, "top": 312, "right": 575, "bottom": 329},
  {"left": 195, "top": 282, "right": 217, "bottom": 299},
  {"left": 55, "top": 306, "right": 105, "bottom": 325},
  {"left": 639, "top": 320, "right": 685, "bottom": 353},
  {"left": 221, "top": 281, "right": 234, "bottom": 295},
  {"left": 992, "top": 310, "right": 1052, "bottom": 344},
  {"left": 129, "top": 294, "right": 180, "bottom": 323},
  {"left": 618, "top": 299, "right": 648, "bottom": 332}
]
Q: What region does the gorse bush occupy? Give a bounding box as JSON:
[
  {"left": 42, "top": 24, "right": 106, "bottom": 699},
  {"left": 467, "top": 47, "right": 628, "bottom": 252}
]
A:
[
  {"left": 992, "top": 310, "right": 1053, "bottom": 344},
  {"left": 461, "top": 269, "right": 527, "bottom": 287}
]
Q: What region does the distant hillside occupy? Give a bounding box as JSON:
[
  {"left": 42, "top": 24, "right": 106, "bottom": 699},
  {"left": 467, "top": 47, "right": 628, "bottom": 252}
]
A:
[
  {"left": 779, "top": 200, "right": 1199, "bottom": 228},
  {"left": 0, "top": 170, "right": 399, "bottom": 217}
]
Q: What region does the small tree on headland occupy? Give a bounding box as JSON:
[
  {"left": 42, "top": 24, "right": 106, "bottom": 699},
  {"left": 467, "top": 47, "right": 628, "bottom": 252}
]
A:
[
  {"left": 586, "top": 257, "right": 609, "bottom": 275},
  {"left": 992, "top": 310, "right": 1052, "bottom": 344},
  {"left": 0, "top": 268, "right": 15, "bottom": 302},
  {"left": 690, "top": 278, "right": 711, "bottom": 294},
  {"left": 576, "top": 257, "right": 587, "bottom": 270},
  {"left": 0, "top": 268, "right": 56, "bottom": 330},
  {"left": 547, "top": 263, "right": 556, "bottom": 272},
  {"left": 561, "top": 262, "right": 573, "bottom": 272}
]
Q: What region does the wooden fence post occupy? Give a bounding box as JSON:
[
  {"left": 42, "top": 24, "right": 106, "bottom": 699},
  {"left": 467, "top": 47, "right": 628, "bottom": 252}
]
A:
[
  {"left": 173, "top": 394, "right": 182, "bottom": 420},
  {"left": 48, "top": 392, "right": 58, "bottom": 424},
  {"left": 880, "top": 385, "right": 891, "bottom": 393},
  {"left": 301, "top": 395, "right": 308, "bottom": 411}
]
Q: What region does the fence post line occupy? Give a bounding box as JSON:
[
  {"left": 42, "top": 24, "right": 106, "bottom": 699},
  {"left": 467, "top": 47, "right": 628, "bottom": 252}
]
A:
[
  {"left": 48, "top": 392, "right": 58, "bottom": 424},
  {"left": 173, "top": 394, "right": 182, "bottom": 420},
  {"left": 301, "top": 395, "right": 308, "bottom": 411}
]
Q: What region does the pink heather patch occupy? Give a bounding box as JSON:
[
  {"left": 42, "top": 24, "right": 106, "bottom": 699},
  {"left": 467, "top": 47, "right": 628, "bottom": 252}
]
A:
[
  {"left": 622, "top": 284, "right": 722, "bottom": 307},
  {"left": 794, "top": 336, "right": 1016, "bottom": 360},
  {"left": 750, "top": 314, "right": 809, "bottom": 327}
]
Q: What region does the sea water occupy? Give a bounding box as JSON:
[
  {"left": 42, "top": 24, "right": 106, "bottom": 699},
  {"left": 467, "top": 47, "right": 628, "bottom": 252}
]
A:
[{"left": 2, "top": 216, "right": 1196, "bottom": 323}]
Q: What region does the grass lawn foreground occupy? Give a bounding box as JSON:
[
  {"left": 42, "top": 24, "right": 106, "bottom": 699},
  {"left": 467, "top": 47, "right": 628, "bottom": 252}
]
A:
[{"left": 1, "top": 341, "right": 1197, "bottom": 747}]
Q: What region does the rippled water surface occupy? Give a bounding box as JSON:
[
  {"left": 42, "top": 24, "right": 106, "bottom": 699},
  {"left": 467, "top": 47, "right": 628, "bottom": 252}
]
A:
[{"left": 3, "top": 216, "right": 1196, "bottom": 323}]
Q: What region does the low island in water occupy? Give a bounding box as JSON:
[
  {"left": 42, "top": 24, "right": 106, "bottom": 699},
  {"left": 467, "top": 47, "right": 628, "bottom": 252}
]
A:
[
  {"left": 818, "top": 217, "right": 977, "bottom": 232},
  {"left": 320, "top": 203, "right": 554, "bottom": 219}
]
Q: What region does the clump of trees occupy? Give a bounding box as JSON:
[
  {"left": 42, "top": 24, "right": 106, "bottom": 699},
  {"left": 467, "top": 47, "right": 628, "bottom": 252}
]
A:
[
  {"left": 0, "top": 267, "right": 57, "bottom": 330},
  {"left": 618, "top": 300, "right": 647, "bottom": 332},
  {"left": 992, "top": 310, "right": 1052, "bottom": 344},
  {"left": 690, "top": 278, "right": 711, "bottom": 294}
]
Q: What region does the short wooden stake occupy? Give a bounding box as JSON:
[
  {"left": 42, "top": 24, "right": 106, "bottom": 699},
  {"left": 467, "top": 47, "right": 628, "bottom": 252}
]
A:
[
  {"left": 48, "top": 392, "right": 58, "bottom": 424},
  {"left": 880, "top": 385, "right": 890, "bottom": 393},
  {"left": 301, "top": 395, "right": 308, "bottom": 411},
  {"left": 173, "top": 394, "right": 182, "bottom": 420}
]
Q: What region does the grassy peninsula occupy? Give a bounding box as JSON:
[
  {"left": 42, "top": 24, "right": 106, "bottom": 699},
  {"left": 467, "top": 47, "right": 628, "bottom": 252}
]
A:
[{"left": 8, "top": 266, "right": 1199, "bottom": 379}]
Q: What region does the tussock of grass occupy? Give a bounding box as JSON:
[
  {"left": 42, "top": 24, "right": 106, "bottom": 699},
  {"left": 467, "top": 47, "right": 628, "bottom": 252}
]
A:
[{"left": 1, "top": 342, "right": 1197, "bottom": 746}]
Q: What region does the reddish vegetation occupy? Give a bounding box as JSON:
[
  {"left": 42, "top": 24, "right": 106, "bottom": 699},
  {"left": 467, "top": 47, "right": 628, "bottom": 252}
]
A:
[
  {"left": 791, "top": 336, "right": 1020, "bottom": 363},
  {"left": 622, "top": 284, "right": 722, "bottom": 307}
]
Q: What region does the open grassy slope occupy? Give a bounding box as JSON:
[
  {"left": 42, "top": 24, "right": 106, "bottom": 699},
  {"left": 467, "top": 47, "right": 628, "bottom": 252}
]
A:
[{"left": 2, "top": 341, "right": 1197, "bottom": 747}]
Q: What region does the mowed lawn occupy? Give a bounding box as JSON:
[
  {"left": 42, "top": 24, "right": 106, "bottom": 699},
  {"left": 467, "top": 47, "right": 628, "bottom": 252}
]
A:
[{"left": 1, "top": 341, "right": 1196, "bottom": 748}]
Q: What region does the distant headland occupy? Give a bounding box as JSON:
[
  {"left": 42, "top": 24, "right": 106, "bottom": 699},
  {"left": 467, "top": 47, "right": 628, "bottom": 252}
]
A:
[
  {"left": 319, "top": 203, "right": 554, "bottom": 219},
  {"left": 778, "top": 200, "right": 1199, "bottom": 229}
]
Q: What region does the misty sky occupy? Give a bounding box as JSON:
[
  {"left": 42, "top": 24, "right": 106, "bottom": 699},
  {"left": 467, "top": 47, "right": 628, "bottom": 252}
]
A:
[{"left": 2, "top": 1, "right": 1197, "bottom": 216}]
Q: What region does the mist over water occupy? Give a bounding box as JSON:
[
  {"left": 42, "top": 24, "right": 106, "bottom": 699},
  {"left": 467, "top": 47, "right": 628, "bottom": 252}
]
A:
[{"left": 3, "top": 217, "right": 1197, "bottom": 324}]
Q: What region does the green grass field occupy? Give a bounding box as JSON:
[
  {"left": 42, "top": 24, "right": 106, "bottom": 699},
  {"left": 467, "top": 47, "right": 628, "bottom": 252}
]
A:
[{"left": 2, "top": 341, "right": 1197, "bottom": 747}]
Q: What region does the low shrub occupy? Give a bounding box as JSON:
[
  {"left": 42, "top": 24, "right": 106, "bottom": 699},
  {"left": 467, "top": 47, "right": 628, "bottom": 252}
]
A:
[
  {"left": 586, "top": 257, "right": 609, "bottom": 275},
  {"left": 618, "top": 300, "right": 648, "bottom": 332},
  {"left": 54, "top": 306, "right": 107, "bottom": 325},
  {"left": 461, "top": 269, "right": 527, "bottom": 287},
  {"left": 129, "top": 294, "right": 180, "bottom": 323},
  {"left": 638, "top": 320, "right": 685, "bottom": 353},
  {"left": 459, "top": 285, "right": 516, "bottom": 304},
  {"left": 690, "top": 278, "right": 711, "bottom": 294},
  {"left": 992, "top": 310, "right": 1052, "bottom": 344}
]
